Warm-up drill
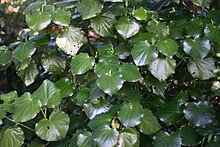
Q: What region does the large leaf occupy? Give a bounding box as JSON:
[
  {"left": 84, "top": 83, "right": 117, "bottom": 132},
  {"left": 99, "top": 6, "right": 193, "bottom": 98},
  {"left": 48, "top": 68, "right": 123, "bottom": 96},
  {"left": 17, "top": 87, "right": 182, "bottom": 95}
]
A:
[
  {"left": 13, "top": 42, "right": 36, "bottom": 62},
  {"left": 118, "top": 128, "right": 139, "bottom": 147},
  {"left": 153, "top": 132, "right": 182, "bottom": 147},
  {"left": 183, "top": 101, "right": 215, "bottom": 127},
  {"left": 35, "top": 111, "right": 70, "bottom": 141},
  {"left": 179, "top": 127, "right": 201, "bottom": 146},
  {"left": 115, "top": 16, "right": 140, "bottom": 38},
  {"left": 183, "top": 38, "right": 211, "bottom": 59},
  {"left": 77, "top": 0, "right": 103, "bottom": 20},
  {"left": 32, "top": 79, "right": 62, "bottom": 108},
  {"left": 0, "top": 126, "right": 24, "bottom": 147},
  {"left": 187, "top": 58, "right": 216, "bottom": 80},
  {"left": 119, "top": 64, "right": 143, "bottom": 82},
  {"left": 131, "top": 40, "right": 158, "bottom": 66},
  {"left": 70, "top": 53, "right": 95, "bottom": 75},
  {"left": 138, "top": 109, "right": 161, "bottom": 135},
  {"left": 56, "top": 26, "right": 84, "bottom": 56},
  {"left": 0, "top": 49, "right": 12, "bottom": 66},
  {"left": 77, "top": 131, "right": 96, "bottom": 147},
  {"left": 97, "top": 72, "right": 124, "bottom": 96},
  {"left": 51, "top": 8, "right": 71, "bottom": 26},
  {"left": 91, "top": 11, "right": 116, "bottom": 37},
  {"left": 156, "top": 38, "right": 178, "bottom": 57},
  {"left": 12, "top": 92, "right": 41, "bottom": 122},
  {"left": 93, "top": 125, "right": 119, "bottom": 147},
  {"left": 26, "top": 11, "right": 51, "bottom": 31},
  {"left": 118, "top": 102, "right": 143, "bottom": 128},
  {"left": 185, "top": 19, "right": 206, "bottom": 37},
  {"left": 88, "top": 113, "right": 113, "bottom": 130},
  {"left": 204, "top": 25, "right": 220, "bottom": 43},
  {"left": 148, "top": 57, "right": 176, "bottom": 81}
]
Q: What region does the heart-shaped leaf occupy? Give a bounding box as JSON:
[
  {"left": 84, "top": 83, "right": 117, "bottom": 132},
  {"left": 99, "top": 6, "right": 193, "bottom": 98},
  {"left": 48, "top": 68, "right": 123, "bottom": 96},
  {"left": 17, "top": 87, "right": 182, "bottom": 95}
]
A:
[
  {"left": 91, "top": 11, "right": 116, "bottom": 37},
  {"left": 133, "top": 7, "right": 149, "bottom": 21},
  {"left": 131, "top": 40, "right": 158, "bottom": 66},
  {"left": 56, "top": 26, "right": 84, "bottom": 56},
  {"left": 179, "top": 127, "right": 201, "bottom": 146},
  {"left": 118, "top": 128, "right": 139, "bottom": 147},
  {"left": 156, "top": 38, "right": 178, "bottom": 57},
  {"left": 26, "top": 11, "right": 51, "bottom": 31},
  {"left": 70, "top": 53, "right": 95, "bottom": 75},
  {"left": 12, "top": 92, "right": 41, "bottom": 122},
  {"left": 0, "top": 126, "right": 24, "bottom": 147},
  {"left": 77, "top": 0, "right": 103, "bottom": 20},
  {"left": 77, "top": 131, "right": 97, "bottom": 147},
  {"left": 32, "top": 79, "right": 62, "bottom": 108},
  {"left": 183, "top": 38, "right": 211, "bottom": 59},
  {"left": 35, "top": 111, "right": 70, "bottom": 141},
  {"left": 138, "top": 109, "right": 161, "bottom": 135},
  {"left": 115, "top": 16, "right": 140, "bottom": 38},
  {"left": 118, "top": 102, "right": 143, "bottom": 128},
  {"left": 153, "top": 132, "right": 182, "bottom": 147},
  {"left": 204, "top": 25, "right": 220, "bottom": 43},
  {"left": 183, "top": 101, "right": 215, "bottom": 127},
  {"left": 187, "top": 57, "right": 216, "bottom": 80},
  {"left": 55, "top": 78, "right": 75, "bottom": 98},
  {"left": 119, "top": 64, "right": 143, "bottom": 82},
  {"left": 51, "top": 8, "right": 71, "bottom": 26},
  {"left": 0, "top": 48, "right": 12, "bottom": 66},
  {"left": 93, "top": 125, "right": 119, "bottom": 147},
  {"left": 148, "top": 57, "right": 176, "bottom": 81},
  {"left": 185, "top": 19, "right": 206, "bottom": 37}
]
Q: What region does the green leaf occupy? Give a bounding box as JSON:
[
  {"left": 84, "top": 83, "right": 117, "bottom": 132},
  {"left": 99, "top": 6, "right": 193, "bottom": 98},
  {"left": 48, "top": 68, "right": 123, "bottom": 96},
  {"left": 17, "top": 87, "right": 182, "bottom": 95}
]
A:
[
  {"left": 115, "top": 16, "right": 140, "bottom": 38},
  {"left": 157, "top": 102, "right": 182, "bottom": 124},
  {"left": 118, "top": 102, "right": 143, "bottom": 128},
  {"left": 118, "top": 128, "right": 139, "bottom": 147},
  {"left": 185, "top": 19, "right": 205, "bottom": 37},
  {"left": 54, "top": 0, "right": 77, "bottom": 8},
  {"left": 183, "top": 101, "right": 215, "bottom": 127},
  {"left": 95, "top": 62, "right": 119, "bottom": 77},
  {"left": 29, "top": 34, "right": 51, "bottom": 45},
  {"left": 104, "top": 0, "right": 123, "bottom": 2},
  {"left": 156, "top": 38, "right": 178, "bottom": 57},
  {"left": 70, "top": 53, "right": 95, "bottom": 75},
  {"left": 18, "top": 63, "right": 39, "bottom": 86},
  {"left": 0, "top": 126, "right": 24, "bottom": 147},
  {"left": 97, "top": 72, "right": 124, "bottom": 96},
  {"left": 55, "top": 78, "right": 75, "bottom": 98},
  {"left": 169, "top": 20, "right": 186, "bottom": 39},
  {"left": 0, "top": 91, "right": 17, "bottom": 103},
  {"left": 0, "top": 106, "right": 6, "bottom": 120},
  {"left": 84, "top": 99, "right": 110, "bottom": 119},
  {"left": 75, "top": 89, "right": 90, "bottom": 106},
  {"left": 179, "top": 127, "right": 201, "bottom": 146},
  {"left": 187, "top": 57, "right": 216, "bottom": 80},
  {"left": 52, "top": 8, "right": 71, "bottom": 26},
  {"left": 146, "top": 21, "right": 169, "bottom": 38},
  {"left": 32, "top": 79, "right": 62, "bottom": 108},
  {"left": 204, "top": 25, "right": 220, "bottom": 43},
  {"left": 93, "top": 125, "right": 119, "bottom": 147},
  {"left": 153, "top": 132, "right": 182, "bottom": 147},
  {"left": 183, "top": 38, "right": 211, "bottom": 59},
  {"left": 13, "top": 42, "right": 36, "bottom": 62},
  {"left": 119, "top": 64, "right": 143, "bottom": 82},
  {"left": 12, "top": 92, "right": 41, "bottom": 122},
  {"left": 14, "top": 58, "right": 31, "bottom": 71},
  {"left": 77, "top": 131, "right": 96, "bottom": 147},
  {"left": 131, "top": 40, "right": 158, "bottom": 66},
  {"left": 138, "top": 109, "right": 161, "bottom": 135},
  {"left": 35, "top": 111, "right": 70, "bottom": 141},
  {"left": 26, "top": 11, "right": 51, "bottom": 31},
  {"left": 23, "top": 0, "right": 43, "bottom": 14},
  {"left": 91, "top": 11, "right": 116, "bottom": 37},
  {"left": 56, "top": 26, "right": 84, "bottom": 56},
  {"left": 89, "top": 83, "right": 105, "bottom": 101},
  {"left": 77, "top": 0, "right": 103, "bottom": 20},
  {"left": 115, "top": 45, "right": 130, "bottom": 60},
  {"left": 88, "top": 113, "right": 113, "bottom": 130},
  {"left": 148, "top": 57, "right": 176, "bottom": 81},
  {"left": 117, "top": 85, "right": 142, "bottom": 101},
  {"left": 133, "top": 7, "right": 149, "bottom": 21},
  {"left": 191, "top": 0, "right": 210, "bottom": 8},
  {"left": 0, "top": 49, "right": 12, "bottom": 66}
]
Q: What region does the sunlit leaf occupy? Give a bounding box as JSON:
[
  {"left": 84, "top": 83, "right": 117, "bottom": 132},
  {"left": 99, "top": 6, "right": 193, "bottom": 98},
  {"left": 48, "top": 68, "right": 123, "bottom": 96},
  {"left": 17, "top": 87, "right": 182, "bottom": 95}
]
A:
[
  {"left": 51, "top": 8, "right": 71, "bottom": 26},
  {"left": 119, "top": 64, "right": 143, "bottom": 82},
  {"left": 77, "top": 131, "right": 96, "bottom": 147},
  {"left": 118, "top": 128, "right": 139, "bottom": 147}
]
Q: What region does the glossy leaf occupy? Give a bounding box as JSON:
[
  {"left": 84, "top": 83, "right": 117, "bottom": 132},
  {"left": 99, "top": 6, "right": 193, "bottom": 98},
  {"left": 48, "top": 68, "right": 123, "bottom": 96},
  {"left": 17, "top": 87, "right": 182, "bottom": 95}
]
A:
[
  {"left": 148, "top": 57, "right": 176, "bottom": 81},
  {"left": 179, "top": 127, "right": 201, "bottom": 146},
  {"left": 35, "top": 111, "right": 70, "bottom": 141},
  {"left": 169, "top": 20, "right": 186, "bottom": 39},
  {"left": 0, "top": 49, "right": 12, "bottom": 66},
  {"left": 55, "top": 78, "right": 75, "bottom": 98},
  {"left": 119, "top": 64, "right": 143, "bottom": 82},
  {"left": 77, "top": 131, "right": 96, "bottom": 147},
  {"left": 146, "top": 21, "right": 169, "bottom": 38},
  {"left": 23, "top": 0, "right": 43, "bottom": 14},
  {"left": 204, "top": 25, "right": 220, "bottom": 43},
  {"left": 183, "top": 101, "right": 215, "bottom": 127},
  {"left": 77, "top": 0, "right": 103, "bottom": 20},
  {"left": 131, "top": 40, "right": 158, "bottom": 66},
  {"left": 104, "top": 0, "right": 123, "bottom": 2},
  {"left": 70, "top": 53, "right": 95, "bottom": 75},
  {"left": 14, "top": 58, "right": 31, "bottom": 71},
  {"left": 51, "top": 8, "right": 71, "bottom": 26},
  {"left": 88, "top": 113, "right": 113, "bottom": 130},
  {"left": 156, "top": 38, "right": 178, "bottom": 57},
  {"left": 56, "top": 26, "right": 84, "bottom": 56},
  {"left": 153, "top": 132, "right": 182, "bottom": 147},
  {"left": 89, "top": 83, "right": 105, "bottom": 101},
  {"left": 185, "top": 19, "right": 205, "bottom": 37},
  {"left": 115, "top": 16, "right": 140, "bottom": 38},
  {"left": 0, "top": 91, "right": 17, "bottom": 103},
  {"left": 32, "top": 79, "right": 62, "bottom": 108},
  {"left": 187, "top": 58, "right": 216, "bottom": 80},
  {"left": 95, "top": 62, "right": 119, "bottom": 77},
  {"left": 133, "top": 7, "right": 149, "bottom": 21},
  {"left": 118, "top": 128, "right": 139, "bottom": 147}
]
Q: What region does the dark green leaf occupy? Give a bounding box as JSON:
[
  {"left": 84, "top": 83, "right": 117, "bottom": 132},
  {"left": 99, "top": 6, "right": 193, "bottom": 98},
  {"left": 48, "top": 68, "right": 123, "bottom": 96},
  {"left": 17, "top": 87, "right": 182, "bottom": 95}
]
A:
[
  {"left": 156, "top": 38, "right": 178, "bottom": 57},
  {"left": 14, "top": 58, "right": 31, "bottom": 71},
  {"left": 23, "top": 0, "right": 43, "bottom": 14},
  {"left": 95, "top": 62, "right": 119, "bottom": 77},
  {"left": 146, "top": 21, "right": 169, "bottom": 38},
  {"left": 75, "top": 89, "right": 90, "bottom": 106},
  {"left": 179, "top": 127, "right": 201, "bottom": 146},
  {"left": 55, "top": 78, "right": 75, "bottom": 98},
  {"left": 89, "top": 83, "right": 105, "bottom": 101},
  {"left": 153, "top": 132, "right": 182, "bottom": 147},
  {"left": 54, "top": 0, "right": 77, "bottom": 8},
  {"left": 77, "top": 131, "right": 96, "bottom": 147},
  {"left": 169, "top": 20, "right": 186, "bottom": 39},
  {"left": 0, "top": 49, "right": 12, "bottom": 66},
  {"left": 185, "top": 19, "right": 205, "bottom": 37},
  {"left": 88, "top": 113, "right": 113, "bottom": 130},
  {"left": 115, "top": 46, "right": 130, "bottom": 60},
  {"left": 52, "top": 8, "right": 71, "bottom": 26},
  {"left": 29, "top": 34, "right": 51, "bottom": 45},
  {"left": 204, "top": 25, "right": 220, "bottom": 43},
  {"left": 119, "top": 64, "right": 143, "bottom": 82},
  {"left": 118, "top": 128, "right": 139, "bottom": 147}
]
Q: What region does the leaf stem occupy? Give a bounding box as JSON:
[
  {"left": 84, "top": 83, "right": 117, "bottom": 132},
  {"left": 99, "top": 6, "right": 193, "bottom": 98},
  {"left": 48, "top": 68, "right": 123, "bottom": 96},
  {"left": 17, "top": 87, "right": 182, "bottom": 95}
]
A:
[{"left": 41, "top": 109, "right": 47, "bottom": 119}]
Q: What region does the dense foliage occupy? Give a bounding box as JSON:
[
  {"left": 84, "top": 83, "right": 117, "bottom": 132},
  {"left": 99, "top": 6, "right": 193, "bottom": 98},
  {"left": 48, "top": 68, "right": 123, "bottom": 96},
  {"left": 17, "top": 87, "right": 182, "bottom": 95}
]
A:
[{"left": 0, "top": 0, "right": 220, "bottom": 146}]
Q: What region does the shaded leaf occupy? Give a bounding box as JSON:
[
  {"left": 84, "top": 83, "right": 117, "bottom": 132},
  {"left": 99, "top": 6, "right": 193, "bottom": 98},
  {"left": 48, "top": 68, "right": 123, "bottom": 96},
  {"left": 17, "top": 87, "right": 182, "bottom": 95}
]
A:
[
  {"left": 191, "top": 0, "right": 210, "bottom": 8},
  {"left": 204, "top": 25, "right": 220, "bottom": 43},
  {"left": 0, "top": 49, "right": 12, "bottom": 66},
  {"left": 146, "top": 21, "right": 169, "bottom": 38},
  {"left": 185, "top": 19, "right": 205, "bottom": 37},
  {"left": 77, "top": 131, "right": 96, "bottom": 147},
  {"left": 156, "top": 38, "right": 178, "bottom": 57},
  {"left": 55, "top": 78, "right": 75, "bottom": 98},
  {"left": 179, "top": 127, "right": 201, "bottom": 146},
  {"left": 153, "top": 132, "right": 182, "bottom": 147},
  {"left": 119, "top": 64, "right": 143, "bottom": 82},
  {"left": 52, "top": 8, "right": 71, "bottom": 26}
]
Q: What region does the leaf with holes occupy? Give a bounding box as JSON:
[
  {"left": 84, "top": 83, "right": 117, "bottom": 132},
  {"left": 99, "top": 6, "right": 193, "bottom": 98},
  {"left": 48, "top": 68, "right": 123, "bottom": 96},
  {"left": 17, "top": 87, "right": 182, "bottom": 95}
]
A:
[
  {"left": 119, "top": 64, "right": 143, "bottom": 82},
  {"left": 56, "top": 26, "right": 84, "bottom": 56},
  {"left": 156, "top": 38, "right": 178, "bottom": 57},
  {"left": 51, "top": 8, "right": 71, "bottom": 26},
  {"left": 118, "top": 128, "right": 139, "bottom": 147},
  {"left": 153, "top": 132, "right": 182, "bottom": 147}
]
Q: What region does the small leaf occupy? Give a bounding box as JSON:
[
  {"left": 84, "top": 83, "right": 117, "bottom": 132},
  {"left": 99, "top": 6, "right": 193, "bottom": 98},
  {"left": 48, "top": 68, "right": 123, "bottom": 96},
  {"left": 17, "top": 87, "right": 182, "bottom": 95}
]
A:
[
  {"left": 88, "top": 113, "right": 113, "bottom": 130},
  {"left": 77, "top": 131, "right": 96, "bottom": 147},
  {"left": 183, "top": 38, "right": 211, "bottom": 59},
  {"left": 70, "top": 53, "right": 95, "bottom": 75},
  {"left": 0, "top": 91, "right": 17, "bottom": 103},
  {"left": 115, "top": 16, "right": 140, "bottom": 38},
  {"left": 148, "top": 57, "right": 176, "bottom": 81},
  {"left": 32, "top": 79, "right": 62, "bottom": 108},
  {"left": 55, "top": 78, "right": 75, "bottom": 98},
  {"left": 146, "top": 21, "right": 169, "bottom": 38},
  {"left": 77, "top": 0, "right": 103, "bottom": 20},
  {"left": 89, "top": 83, "right": 105, "bottom": 101},
  {"left": 204, "top": 25, "right": 220, "bottom": 43},
  {"left": 0, "top": 49, "right": 12, "bottom": 66},
  {"left": 133, "top": 7, "right": 149, "bottom": 21},
  {"left": 56, "top": 26, "right": 84, "bottom": 56},
  {"left": 52, "top": 8, "right": 71, "bottom": 26},
  {"left": 95, "top": 62, "right": 119, "bottom": 77},
  {"left": 185, "top": 19, "right": 205, "bottom": 37},
  {"left": 0, "top": 106, "right": 6, "bottom": 120},
  {"left": 187, "top": 57, "right": 216, "bottom": 80},
  {"left": 179, "top": 127, "right": 201, "bottom": 146},
  {"left": 93, "top": 125, "right": 119, "bottom": 147},
  {"left": 119, "top": 64, "right": 143, "bottom": 82},
  {"left": 35, "top": 111, "right": 70, "bottom": 141},
  {"left": 138, "top": 109, "right": 161, "bottom": 135},
  {"left": 118, "top": 102, "right": 143, "bottom": 128},
  {"left": 183, "top": 101, "right": 215, "bottom": 127},
  {"left": 118, "top": 128, "right": 139, "bottom": 147},
  {"left": 153, "top": 132, "right": 182, "bottom": 147},
  {"left": 156, "top": 38, "right": 178, "bottom": 57},
  {"left": 131, "top": 40, "right": 158, "bottom": 66}
]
